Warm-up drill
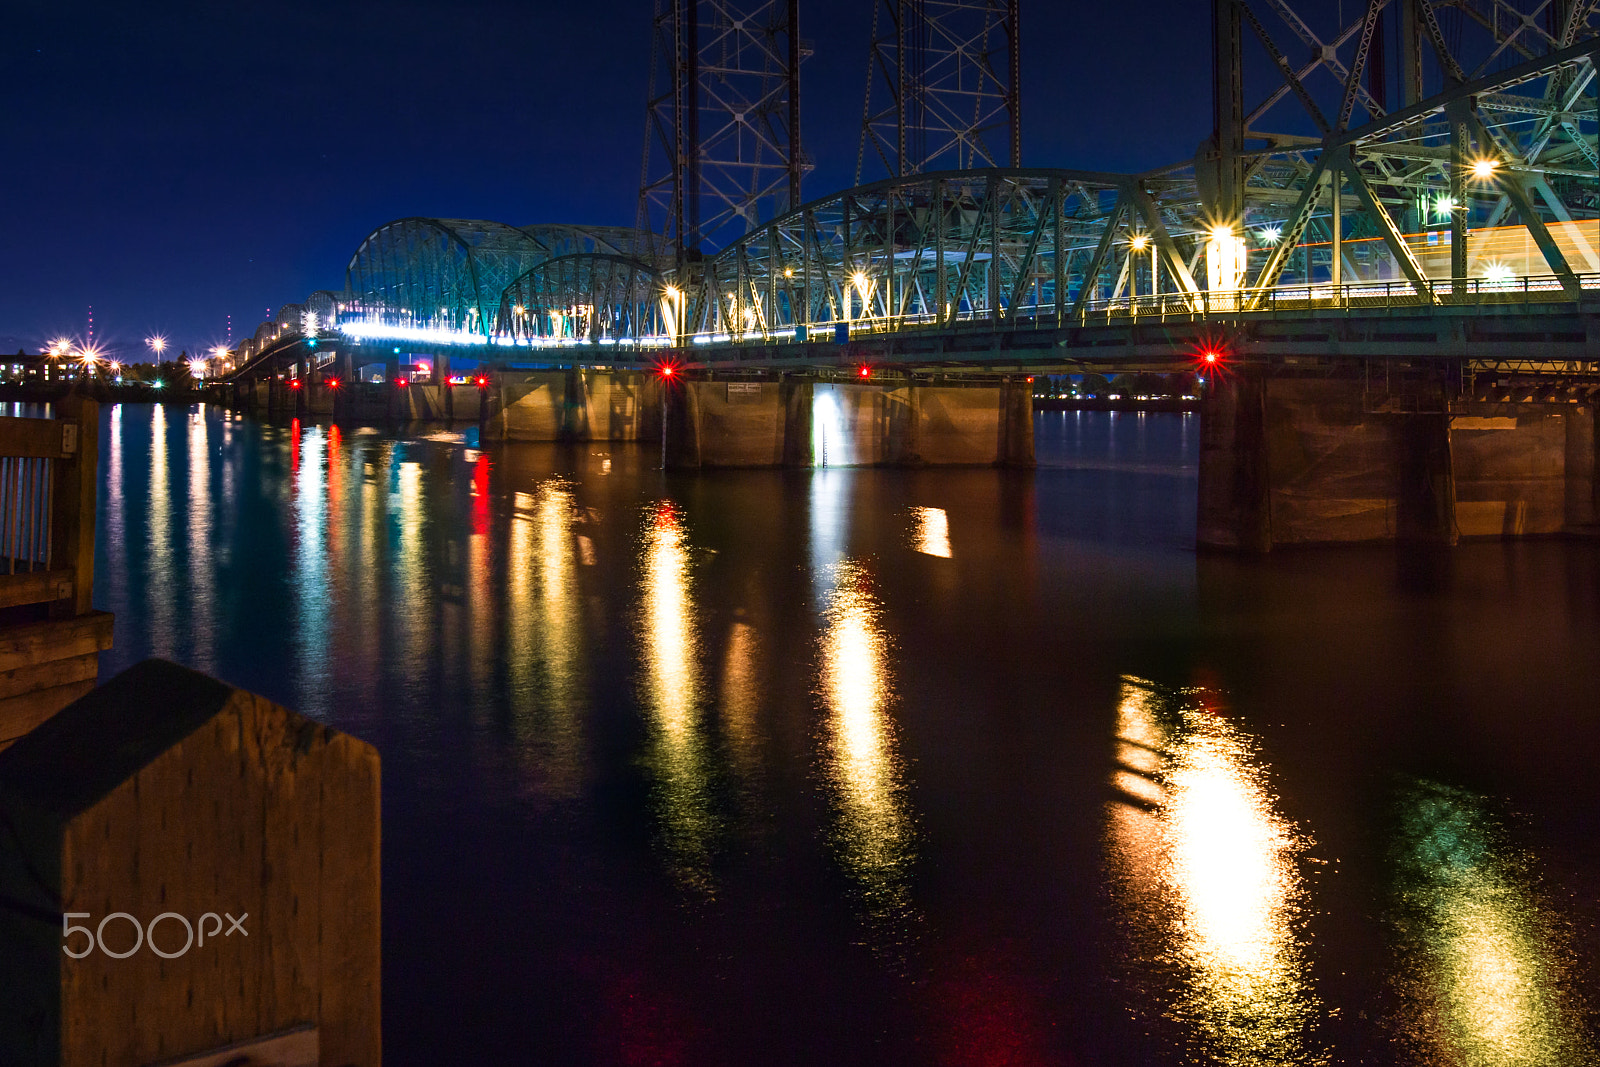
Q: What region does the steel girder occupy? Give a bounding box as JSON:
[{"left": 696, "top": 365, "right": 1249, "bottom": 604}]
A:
[
  {"left": 857, "top": 0, "right": 1021, "bottom": 181},
  {"left": 498, "top": 255, "right": 665, "bottom": 343},
  {"left": 638, "top": 0, "right": 809, "bottom": 266},
  {"left": 342, "top": 218, "right": 648, "bottom": 341},
  {"left": 1217, "top": 0, "right": 1600, "bottom": 305}
]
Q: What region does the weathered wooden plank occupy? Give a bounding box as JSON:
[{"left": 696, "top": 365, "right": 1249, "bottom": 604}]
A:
[
  {"left": 0, "top": 679, "right": 96, "bottom": 748},
  {"left": 0, "top": 417, "right": 70, "bottom": 460},
  {"left": 0, "top": 651, "right": 99, "bottom": 701},
  {"left": 0, "top": 610, "right": 113, "bottom": 673},
  {"left": 0, "top": 569, "right": 74, "bottom": 610}
]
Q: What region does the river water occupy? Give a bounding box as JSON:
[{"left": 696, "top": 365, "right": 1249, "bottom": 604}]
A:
[{"left": 95, "top": 403, "right": 1599, "bottom": 1065}]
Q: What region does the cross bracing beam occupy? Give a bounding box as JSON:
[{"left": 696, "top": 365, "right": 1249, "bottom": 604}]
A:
[{"left": 296, "top": 1, "right": 1596, "bottom": 367}]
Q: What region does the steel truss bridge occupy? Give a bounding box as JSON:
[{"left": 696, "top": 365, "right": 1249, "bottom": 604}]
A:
[{"left": 231, "top": 0, "right": 1600, "bottom": 383}]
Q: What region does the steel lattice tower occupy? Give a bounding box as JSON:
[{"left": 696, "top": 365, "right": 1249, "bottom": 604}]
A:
[
  {"left": 638, "top": 0, "right": 809, "bottom": 268},
  {"left": 856, "top": 0, "right": 1021, "bottom": 182}
]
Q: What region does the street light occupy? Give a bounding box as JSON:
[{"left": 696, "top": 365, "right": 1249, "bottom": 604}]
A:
[
  {"left": 146, "top": 335, "right": 168, "bottom": 356},
  {"left": 1471, "top": 157, "right": 1500, "bottom": 180}
]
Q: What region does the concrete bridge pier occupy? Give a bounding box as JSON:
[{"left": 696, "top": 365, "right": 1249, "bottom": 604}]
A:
[
  {"left": 1001, "top": 377, "right": 1036, "bottom": 470},
  {"left": 1199, "top": 368, "right": 1600, "bottom": 550},
  {"left": 781, "top": 375, "right": 813, "bottom": 467},
  {"left": 1396, "top": 412, "right": 1457, "bottom": 546},
  {"left": 662, "top": 374, "right": 1035, "bottom": 470},
  {"left": 1197, "top": 369, "right": 1272, "bottom": 553}
]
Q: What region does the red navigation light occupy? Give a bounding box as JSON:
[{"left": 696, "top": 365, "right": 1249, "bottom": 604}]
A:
[
  {"left": 858, "top": 365, "right": 871, "bottom": 379},
  {"left": 326, "top": 377, "right": 340, "bottom": 389},
  {"left": 288, "top": 378, "right": 302, "bottom": 390},
  {"left": 395, "top": 376, "right": 409, "bottom": 387},
  {"left": 475, "top": 376, "right": 489, "bottom": 388},
  {"left": 1202, "top": 351, "right": 1219, "bottom": 364},
  {"left": 658, "top": 364, "right": 676, "bottom": 378}
]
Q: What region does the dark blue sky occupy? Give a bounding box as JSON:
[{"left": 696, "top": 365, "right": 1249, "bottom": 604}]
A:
[{"left": 2, "top": 0, "right": 1211, "bottom": 356}]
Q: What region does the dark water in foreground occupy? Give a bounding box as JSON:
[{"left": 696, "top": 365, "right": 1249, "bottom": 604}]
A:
[{"left": 95, "top": 404, "right": 1599, "bottom": 1065}]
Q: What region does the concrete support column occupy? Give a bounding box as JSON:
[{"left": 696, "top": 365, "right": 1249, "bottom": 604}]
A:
[
  {"left": 1197, "top": 368, "right": 1272, "bottom": 552},
  {"left": 385, "top": 356, "right": 401, "bottom": 422},
  {"left": 661, "top": 379, "right": 701, "bottom": 469},
  {"left": 560, "top": 367, "right": 588, "bottom": 442},
  {"left": 267, "top": 366, "right": 279, "bottom": 417},
  {"left": 887, "top": 383, "right": 922, "bottom": 466},
  {"left": 1566, "top": 403, "right": 1598, "bottom": 530},
  {"left": 780, "top": 375, "right": 813, "bottom": 467},
  {"left": 294, "top": 357, "right": 308, "bottom": 417},
  {"left": 1396, "top": 413, "right": 1457, "bottom": 545},
  {"left": 438, "top": 352, "right": 453, "bottom": 421},
  {"left": 1000, "top": 377, "right": 1035, "bottom": 468}
]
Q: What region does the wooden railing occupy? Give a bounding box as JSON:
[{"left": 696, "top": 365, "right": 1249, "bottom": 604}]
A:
[{"left": 0, "top": 397, "right": 97, "bottom": 618}]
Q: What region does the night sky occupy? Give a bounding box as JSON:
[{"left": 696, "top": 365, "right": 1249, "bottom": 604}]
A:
[{"left": 3, "top": 0, "right": 1212, "bottom": 358}]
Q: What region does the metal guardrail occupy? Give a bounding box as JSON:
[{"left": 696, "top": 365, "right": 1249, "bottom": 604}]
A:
[{"left": 0, "top": 399, "right": 97, "bottom": 615}]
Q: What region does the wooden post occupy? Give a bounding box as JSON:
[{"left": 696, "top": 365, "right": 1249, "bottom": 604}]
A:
[
  {"left": 0, "top": 659, "right": 381, "bottom": 1067},
  {"left": 49, "top": 397, "right": 97, "bottom": 618}
]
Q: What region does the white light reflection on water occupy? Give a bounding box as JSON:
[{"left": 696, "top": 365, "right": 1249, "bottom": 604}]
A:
[
  {"left": 186, "top": 410, "right": 215, "bottom": 672},
  {"left": 1106, "top": 677, "right": 1327, "bottom": 1065},
  {"left": 146, "top": 404, "right": 172, "bottom": 658},
  {"left": 908, "top": 506, "right": 952, "bottom": 557},
  {"left": 292, "top": 421, "right": 330, "bottom": 713},
  {"left": 105, "top": 405, "right": 124, "bottom": 620},
  {"left": 507, "top": 480, "right": 586, "bottom": 799},
  {"left": 393, "top": 457, "right": 427, "bottom": 666},
  {"left": 637, "top": 501, "right": 716, "bottom": 893},
  {"left": 1386, "top": 778, "right": 1594, "bottom": 1067}
]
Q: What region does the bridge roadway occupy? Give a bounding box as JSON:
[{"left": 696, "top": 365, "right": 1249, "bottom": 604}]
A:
[{"left": 219, "top": 282, "right": 1600, "bottom": 555}]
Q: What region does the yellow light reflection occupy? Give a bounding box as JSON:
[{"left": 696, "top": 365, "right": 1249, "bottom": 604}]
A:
[
  {"left": 638, "top": 501, "right": 716, "bottom": 892},
  {"left": 1387, "top": 779, "right": 1593, "bottom": 1066},
  {"left": 720, "top": 620, "right": 761, "bottom": 778},
  {"left": 507, "top": 481, "right": 585, "bottom": 799},
  {"left": 1105, "top": 677, "right": 1326, "bottom": 1064},
  {"left": 820, "top": 559, "right": 917, "bottom": 948},
  {"left": 908, "top": 506, "right": 952, "bottom": 557}
]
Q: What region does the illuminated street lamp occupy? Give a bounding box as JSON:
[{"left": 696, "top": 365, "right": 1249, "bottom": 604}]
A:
[
  {"left": 1471, "top": 157, "right": 1500, "bottom": 180},
  {"left": 146, "top": 335, "right": 168, "bottom": 356}
]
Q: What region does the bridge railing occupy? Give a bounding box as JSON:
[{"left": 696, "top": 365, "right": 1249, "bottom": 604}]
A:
[
  {"left": 0, "top": 398, "right": 97, "bottom": 617},
  {"left": 1072, "top": 272, "right": 1599, "bottom": 325}
]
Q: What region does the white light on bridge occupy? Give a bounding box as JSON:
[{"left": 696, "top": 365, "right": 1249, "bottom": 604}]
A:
[{"left": 1483, "top": 261, "right": 1514, "bottom": 284}]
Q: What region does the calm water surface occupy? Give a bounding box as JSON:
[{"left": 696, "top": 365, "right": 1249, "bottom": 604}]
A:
[{"left": 95, "top": 403, "right": 1600, "bottom": 1065}]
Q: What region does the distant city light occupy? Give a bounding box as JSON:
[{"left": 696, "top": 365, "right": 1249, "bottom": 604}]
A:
[{"left": 189, "top": 360, "right": 208, "bottom": 379}]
